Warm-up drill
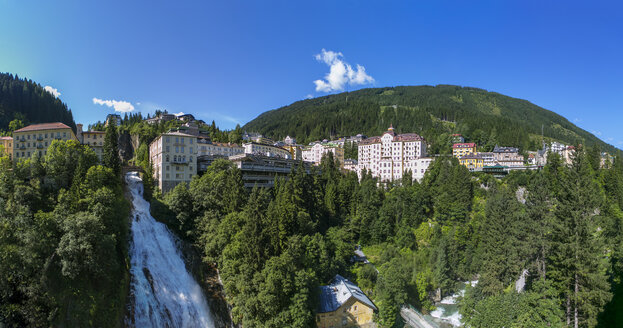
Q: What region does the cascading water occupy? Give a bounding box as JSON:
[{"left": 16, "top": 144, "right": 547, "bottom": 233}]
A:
[{"left": 126, "top": 172, "right": 215, "bottom": 328}]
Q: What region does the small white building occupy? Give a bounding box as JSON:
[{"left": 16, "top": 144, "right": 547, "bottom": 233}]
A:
[
  {"left": 301, "top": 143, "right": 344, "bottom": 166},
  {"left": 243, "top": 142, "right": 291, "bottom": 159}
]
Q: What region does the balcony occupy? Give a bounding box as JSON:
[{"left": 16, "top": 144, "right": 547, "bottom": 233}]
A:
[{"left": 171, "top": 158, "right": 189, "bottom": 165}]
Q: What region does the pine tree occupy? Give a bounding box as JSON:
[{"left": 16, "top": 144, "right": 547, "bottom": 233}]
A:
[
  {"left": 549, "top": 150, "right": 612, "bottom": 328},
  {"left": 102, "top": 123, "right": 120, "bottom": 176}
]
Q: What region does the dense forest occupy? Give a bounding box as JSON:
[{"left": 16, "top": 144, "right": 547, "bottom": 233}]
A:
[
  {"left": 243, "top": 85, "right": 619, "bottom": 155},
  {"left": 0, "top": 124, "right": 129, "bottom": 326},
  {"left": 0, "top": 73, "right": 76, "bottom": 133},
  {"left": 151, "top": 146, "right": 623, "bottom": 327}
]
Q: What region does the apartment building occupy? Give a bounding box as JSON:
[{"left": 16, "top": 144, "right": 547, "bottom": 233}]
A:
[
  {"left": 149, "top": 132, "right": 198, "bottom": 192},
  {"left": 0, "top": 136, "right": 13, "bottom": 160},
  {"left": 459, "top": 153, "right": 484, "bottom": 171},
  {"left": 75, "top": 124, "right": 106, "bottom": 161},
  {"left": 452, "top": 143, "right": 477, "bottom": 158},
  {"left": 197, "top": 139, "right": 244, "bottom": 157},
  {"left": 243, "top": 142, "right": 291, "bottom": 159},
  {"left": 301, "top": 142, "right": 344, "bottom": 166},
  {"left": 479, "top": 152, "right": 495, "bottom": 166},
  {"left": 13, "top": 122, "right": 77, "bottom": 160},
  {"left": 493, "top": 145, "right": 524, "bottom": 167},
  {"left": 357, "top": 125, "right": 432, "bottom": 182}
]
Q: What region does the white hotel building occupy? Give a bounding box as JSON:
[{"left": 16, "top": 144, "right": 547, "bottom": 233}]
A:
[
  {"left": 358, "top": 125, "right": 432, "bottom": 182},
  {"left": 149, "top": 132, "right": 198, "bottom": 192}
]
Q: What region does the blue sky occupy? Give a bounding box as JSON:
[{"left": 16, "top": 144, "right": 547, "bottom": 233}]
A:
[{"left": 0, "top": 1, "right": 621, "bottom": 147}]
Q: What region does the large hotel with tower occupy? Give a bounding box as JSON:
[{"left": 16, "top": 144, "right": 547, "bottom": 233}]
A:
[{"left": 357, "top": 125, "right": 432, "bottom": 182}]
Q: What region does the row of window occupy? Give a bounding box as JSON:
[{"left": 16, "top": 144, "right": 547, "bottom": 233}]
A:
[
  {"left": 164, "top": 136, "right": 194, "bottom": 144},
  {"left": 17, "top": 132, "right": 67, "bottom": 140}
]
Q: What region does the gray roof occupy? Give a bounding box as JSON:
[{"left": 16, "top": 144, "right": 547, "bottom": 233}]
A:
[{"left": 318, "top": 274, "right": 377, "bottom": 313}]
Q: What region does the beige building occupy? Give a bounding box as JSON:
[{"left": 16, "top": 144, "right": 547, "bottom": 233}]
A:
[
  {"left": 13, "top": 122, "right": 77, "bottom": 160},
  {"left": 0, "top": 136, "right": 13, "bottom": 160},
  {"left": 76, "top": 124, "right": 106, "bottom": 161},
  {"left": 317, "top": 275, "right": 377, "bottom": 328},
  {"left": 492, "top": 145, "right": 524, "bottom": 167},
  {"left": 197, "top": 139, "right": 244, "bottom": 157},
  {"left": 358, "top": 125, "right": 431, "bottom": 182},
  {"left": 302, "top": 143, "right": 345, "bottom": 166},
  {"left": 243, "top": 142, "right": 292, "bottom": 159},
  {"left": 149, "top": 132, "right": 198, "bottom": 192}
]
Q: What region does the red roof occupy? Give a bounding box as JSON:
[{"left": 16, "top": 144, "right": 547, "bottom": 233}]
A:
[
  {"left": 0, "top": 136, "right": 12, "bottom": 140},
  {"left": 14, "top": 122, "right": 72, "bottom": 133},
  {"left": 451, "top": 133, "right": 462, "bottom": 136},
  {"left": 453, "top": 143, "right": 476, "bottom": 149}
]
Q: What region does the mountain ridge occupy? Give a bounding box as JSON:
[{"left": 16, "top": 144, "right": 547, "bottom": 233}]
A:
[{"left": 243, "top": 85, "right": 618, "bottom": 154}]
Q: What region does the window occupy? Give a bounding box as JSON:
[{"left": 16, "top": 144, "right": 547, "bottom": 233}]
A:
[
  {"left": 166, "top": 146, "right": 170, "bottom": 152},
  {"left": 176, "top": 146, "right": 179, "bottom": 153},
  {"left": 63, "top": 132, "right": 66, "bottom": 137},
  {"left": 166, "top": 137, "right": 170, "bottom": 143},
  {"left": 181, "top": 146, "right": 185, "bottom": 153}
]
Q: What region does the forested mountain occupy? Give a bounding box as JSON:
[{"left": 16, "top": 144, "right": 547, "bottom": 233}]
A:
[
  {"left": 0, "top": 73, "right": 76, "bottom": 132},
  {"left": 244, "top": 85, "right": 618, "bottom": 154}
]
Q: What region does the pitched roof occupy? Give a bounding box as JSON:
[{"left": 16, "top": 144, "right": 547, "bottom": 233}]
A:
[
  {"left": 0, "top": 136, "right": 12, "bottom": 140},
  {"left": 318, "top": 274, "right": 377, "bottom": 313},
  {"left": 14, "top": 122, "right": 72, "bottom": 133}
]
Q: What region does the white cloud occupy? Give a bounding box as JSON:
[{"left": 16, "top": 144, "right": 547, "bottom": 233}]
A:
[
  {"left": 136, "top": 102, "right": 141, "bottom": 105},
  {"left": 313, "top": 49, "right": 374, "bottom": 92},
  {"left": 305, "top": 94, "right": 314, "bottom": 99},
  {"left": 573, "top": 117, "right": 581, "bottom": 123},
  {"left": 44, "top": 86, "right": 61, "bottom": 98},
  {"left": 592, "top": 130, "right": 602, "bottom": 136},
  {"left": 92, "top": 97, "right": 135, "bottom": 113}
]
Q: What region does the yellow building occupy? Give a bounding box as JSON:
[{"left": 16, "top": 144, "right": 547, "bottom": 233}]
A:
[
  {"left": 81, "top": 130, "right": 106, "bottom": 161},
  {"left": 317, "top": 275, "right": 377, "bottom": 328},
  {"left": 0, "top": 136, "right": 13, "bottom": 160},
  {"left": 452, "top": 143, "right": 477, "bottom": 158},
  {"left": 13, "top": 122, "right": 77, "bottom": 160},
  {"left": 459, "top": 153, "right": 484, "bottom": 171}
]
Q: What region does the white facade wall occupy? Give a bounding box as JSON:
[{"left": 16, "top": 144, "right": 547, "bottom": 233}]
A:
[
  {"left": 197, "top": 141, "right": 244, "bottom": 157},
  {"left": 243, "top": 142, "right": 291, "bottom": 159},
  {"left": 357, "top": 129, "right": 429, "bottom": 183}
]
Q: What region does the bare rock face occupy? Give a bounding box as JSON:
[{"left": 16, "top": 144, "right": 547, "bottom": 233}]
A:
[{"left": 118, "top": 131, "right": 134, "bottom": 163}]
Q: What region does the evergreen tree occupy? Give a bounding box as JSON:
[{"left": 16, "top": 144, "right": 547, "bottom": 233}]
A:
[
  {"left": 102, "top": 123, "right": 120, "bottom": 176},
  {"left": 549, "top": 150, "right": 612, "bottom": 327}
]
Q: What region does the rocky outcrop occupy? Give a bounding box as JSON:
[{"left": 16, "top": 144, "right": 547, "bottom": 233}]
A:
[{"left": 118, "top": 131, "right": 134, "bottom": 163}]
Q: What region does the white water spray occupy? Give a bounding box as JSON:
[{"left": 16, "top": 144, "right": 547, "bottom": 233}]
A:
[{"left": 126, "top": 173, "right": 214, "bottom": 327}]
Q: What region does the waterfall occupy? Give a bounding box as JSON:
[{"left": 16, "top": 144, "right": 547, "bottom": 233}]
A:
[{"left": 126, "top": 172, "right": 215, "bottom": 328}]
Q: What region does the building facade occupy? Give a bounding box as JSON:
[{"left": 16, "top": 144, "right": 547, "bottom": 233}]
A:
[
  {"left": 493, "top": 145, "right": 524, "bottom": 167},
  {"left": 75, "top": 122, "right": 107, "bottom": 161},
  {"left": 302, "top": 143, "right": 345, "bottom": 166},
  {"left": 243, "top": 142, "right": 291, "bottom": 159},
  {"left": 0, "top": 136, "right": 13, "bottom": 160},
  {"left": 459, "top": 153, "right": 484, "bottom": 171},
  {"left": 149, "top": 132, "right": 198, "bottom": 192},
  {"left": 197, "top": 139, "right": 244, "bottom": 157},
  {"left": 317, "top": 275, "right": 377, "bottom": 328},
  {"left": 13, "top": 122, "right": 77, "bottom": 160},
  {"left": 357, "top": 125, "right": 431, "bottom": 182},
  {"left": 452, "top": 143, "right": 476, "bottom": 158}
]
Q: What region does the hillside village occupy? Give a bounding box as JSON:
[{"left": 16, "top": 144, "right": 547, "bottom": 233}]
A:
[{"left": 1, "top": 111, "right": 613, "bottom": 194}]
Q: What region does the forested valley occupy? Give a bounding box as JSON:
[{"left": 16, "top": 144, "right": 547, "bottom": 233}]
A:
[{"left": 153, "top": 146, "right": 623, "bottom": 327}]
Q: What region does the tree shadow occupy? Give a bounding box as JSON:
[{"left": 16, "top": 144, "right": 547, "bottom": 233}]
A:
[{"left": 597, "top": 273, "right": 623, "bottom": 328}]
